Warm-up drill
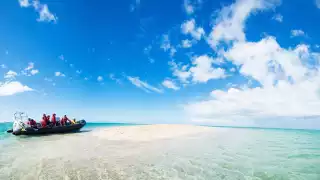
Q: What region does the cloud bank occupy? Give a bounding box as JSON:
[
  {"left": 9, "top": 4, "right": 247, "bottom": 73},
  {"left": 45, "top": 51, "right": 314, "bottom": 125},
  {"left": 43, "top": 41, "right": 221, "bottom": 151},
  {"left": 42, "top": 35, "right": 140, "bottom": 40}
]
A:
[{"left": 180, "top": 0, "right": 320, "bottom": 127}]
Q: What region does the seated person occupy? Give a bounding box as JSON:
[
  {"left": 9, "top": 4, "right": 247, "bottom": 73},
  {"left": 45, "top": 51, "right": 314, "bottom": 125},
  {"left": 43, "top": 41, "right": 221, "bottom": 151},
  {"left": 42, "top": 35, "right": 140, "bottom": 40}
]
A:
[
  {"left": 41, "top": 115, "right": 47, "bottom": 127},
  {"left": 60, "top": 116, "right": 64, "bottom": 126},
  {"left": 46, "top": 115, "right": 51, "bottom": 125},
  {"left": 27, "top": 118, "right": 37, "bottom": 128},
  {"left": 56, "top": 116, "right": 61, "bottom": 126},
  {"left": 42, "top": 114, "right": 46, "bottom": 120},
  {"left": 60, "top": 115, "right": 71, "bottom": 126},
  {"left": 51, "top": 113, "right": 57, "bottom": 126},
  {"left": 71, "top": 118, "right": 77, "bottom": 124}
]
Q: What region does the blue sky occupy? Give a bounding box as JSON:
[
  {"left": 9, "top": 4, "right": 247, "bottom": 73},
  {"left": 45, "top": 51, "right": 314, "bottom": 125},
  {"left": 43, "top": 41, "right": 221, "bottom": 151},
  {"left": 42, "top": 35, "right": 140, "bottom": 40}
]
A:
[{"left": 1, "top": 0, "right": 320, "bottom": 129}]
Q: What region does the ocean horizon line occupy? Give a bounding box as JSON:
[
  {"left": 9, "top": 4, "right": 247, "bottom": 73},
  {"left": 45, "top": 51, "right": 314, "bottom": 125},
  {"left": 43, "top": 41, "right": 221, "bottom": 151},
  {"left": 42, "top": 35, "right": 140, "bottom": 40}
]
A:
[{"left": 1, "top": 121, "right": 319, "bottom": 132}]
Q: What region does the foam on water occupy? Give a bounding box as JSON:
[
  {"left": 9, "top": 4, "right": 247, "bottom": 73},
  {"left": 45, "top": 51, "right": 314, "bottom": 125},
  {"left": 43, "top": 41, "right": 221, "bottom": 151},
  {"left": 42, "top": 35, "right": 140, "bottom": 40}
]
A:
[{"left": 0, "top": 125, "right": 319, "bottom": 180}]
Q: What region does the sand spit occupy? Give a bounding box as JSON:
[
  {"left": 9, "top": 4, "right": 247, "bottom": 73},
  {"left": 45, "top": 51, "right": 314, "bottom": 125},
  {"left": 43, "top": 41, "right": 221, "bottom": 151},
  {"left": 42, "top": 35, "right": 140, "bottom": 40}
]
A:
[{"left": 92, "top": 124, "right": 216, "bottom": 141}]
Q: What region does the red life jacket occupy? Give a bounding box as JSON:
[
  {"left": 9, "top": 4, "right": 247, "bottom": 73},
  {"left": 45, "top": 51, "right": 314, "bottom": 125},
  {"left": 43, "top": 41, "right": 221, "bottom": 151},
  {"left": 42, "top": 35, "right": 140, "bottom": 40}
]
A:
[
  {"left": 41, "top": 117, "right": 47, "bottom": 127},
  {"left": 59, "top": 117, "right": 64, "bottom": 124},
  {"left": 51, "top": 115, "right": 56, "bottom": 124},
  {"left": 30, "top": 120, "right": 36, "bottom": 126}
]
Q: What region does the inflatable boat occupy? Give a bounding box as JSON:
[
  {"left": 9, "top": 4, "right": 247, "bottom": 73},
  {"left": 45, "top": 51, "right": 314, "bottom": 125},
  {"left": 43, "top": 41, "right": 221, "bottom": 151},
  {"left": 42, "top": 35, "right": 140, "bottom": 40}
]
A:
[
  {"left": 12, "top": 120, "right": 86, "bottom": 136},
  {"left": 8, "top": 112, "right": 87, "bottom": 136}
]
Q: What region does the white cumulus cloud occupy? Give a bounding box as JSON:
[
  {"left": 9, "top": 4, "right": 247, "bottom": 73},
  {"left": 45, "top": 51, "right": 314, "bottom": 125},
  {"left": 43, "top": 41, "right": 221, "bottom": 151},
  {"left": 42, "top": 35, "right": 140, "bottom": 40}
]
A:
[
  {"left": 208, "top": 0, "right": 280, "bottom": 48},
  {"left": 0, "top": 81, "right": 33, "bottom": 96},
  {"left": 162, "top": 79, "right": 180, "bottom": 90},
  {"left": 21, "top": 62, "right": 39, "bottom": 76},
  {"left": 19, "top": 0, "right": 57, "bottom": 23},
  {"left": 169, "top": 61, "right": 192, "bottom": 83},
  {"left": 30, "top": 69, "right": 39, "bottom": 75},
  {"left": 224, "top": 37, "right": 308, "bottom": 86},
  {"left": 291, "top": 29, "right": 305, "bottom": 37},
  {"left": 181, "top": 19, "right": 205, "bottom": 41},
  {"left": 160, "top": 34, "right": 177, "bottom": 57},
  {"left": 19, "top": 0, "right": 30, "bottom": 7},
  {"left": 184, "top": 0, "right": 194, "bottom": 15},
  {"left": 25, "top": 62, "right": 34, "bottom": 71},
  {"left": 55, "top": 72, "right": 65, "bottom": 77},
  {"left": 182, "top": 39, "right": 193, "bottom": 48},
  {"left": 272, "top": 13, "right": 283, "bottom": 22},
  {"left": 36, "top": 3, "right": 57, "bottom": 22},
  {"left": 169, "top": 55, "right": 226, "bottom": 84},
  {"left": 189, "top": 55, "right": 226, "bottom": 83},
  {"left": 183, "top": 0, "right": 203, "bottom": 15},
  {"left": 4, "top": 70, "right": 18, "bottom": 79}
]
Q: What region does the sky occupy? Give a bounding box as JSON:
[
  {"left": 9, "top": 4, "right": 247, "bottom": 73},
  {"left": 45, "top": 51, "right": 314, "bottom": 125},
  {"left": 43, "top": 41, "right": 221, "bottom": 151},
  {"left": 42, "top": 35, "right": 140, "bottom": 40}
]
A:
[{"left": 1, "top": 0, "right": 320, "bottom": 129}]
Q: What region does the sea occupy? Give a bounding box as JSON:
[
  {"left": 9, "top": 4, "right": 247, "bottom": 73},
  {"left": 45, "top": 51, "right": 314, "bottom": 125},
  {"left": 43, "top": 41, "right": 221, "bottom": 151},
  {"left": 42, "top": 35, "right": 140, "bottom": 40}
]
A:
[{"left": 0, "top": 122, "right": 319, "bottom": 180}]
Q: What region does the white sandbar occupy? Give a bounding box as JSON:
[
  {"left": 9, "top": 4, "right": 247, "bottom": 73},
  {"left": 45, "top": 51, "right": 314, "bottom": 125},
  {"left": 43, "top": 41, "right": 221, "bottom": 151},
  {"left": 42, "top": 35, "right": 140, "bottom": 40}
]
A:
[{"left": 91, "top": 124, "right": 216, "bottom": 141}]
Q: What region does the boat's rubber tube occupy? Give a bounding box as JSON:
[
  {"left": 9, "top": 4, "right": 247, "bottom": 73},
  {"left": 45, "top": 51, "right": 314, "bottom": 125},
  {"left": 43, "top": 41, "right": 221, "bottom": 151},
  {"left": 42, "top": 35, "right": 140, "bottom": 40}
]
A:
[{"left": 12, "top": 120, "right": 86, "bottom": 136}]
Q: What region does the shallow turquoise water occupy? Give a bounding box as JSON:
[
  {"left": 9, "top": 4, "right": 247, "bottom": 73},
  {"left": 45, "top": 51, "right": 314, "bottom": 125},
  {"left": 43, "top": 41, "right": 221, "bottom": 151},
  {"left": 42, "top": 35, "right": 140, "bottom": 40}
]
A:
[{"left": 0, "top": 123, "right": 320, "bottom": 179}]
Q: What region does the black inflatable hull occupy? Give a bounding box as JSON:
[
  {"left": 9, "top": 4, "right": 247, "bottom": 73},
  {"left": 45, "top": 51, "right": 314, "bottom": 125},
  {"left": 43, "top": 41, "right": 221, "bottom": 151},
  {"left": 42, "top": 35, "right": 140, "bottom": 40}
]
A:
[{"left": 12, "top": 120, "right": 86, "bottom": 136}]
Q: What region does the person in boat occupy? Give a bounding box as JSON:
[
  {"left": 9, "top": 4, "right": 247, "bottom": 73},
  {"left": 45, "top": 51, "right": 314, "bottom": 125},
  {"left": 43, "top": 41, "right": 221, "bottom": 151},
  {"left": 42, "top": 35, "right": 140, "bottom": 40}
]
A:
[
  {"left": 56, "top": 116, "right": 61, "bottom": 126},
  {"left": 41, "top": 114, "right": 47, "bottom": 127},
  {"left": 61, "top": 115, "right": 71, "bottom": 126},
  {"left": 27, "top": 118, "right": 37, "bottom": 128},
  {"left": 51, "top": 113, "right": 57, "bottom": 126},
  {"left": 60, "top": 116, "right": 64, "bottom": 126},
  {"left": 46, "top": 115, "right": 51, "bottom": 125},
  {"left": 70, "top": 118, "right": 77, "bottom": 124}
]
